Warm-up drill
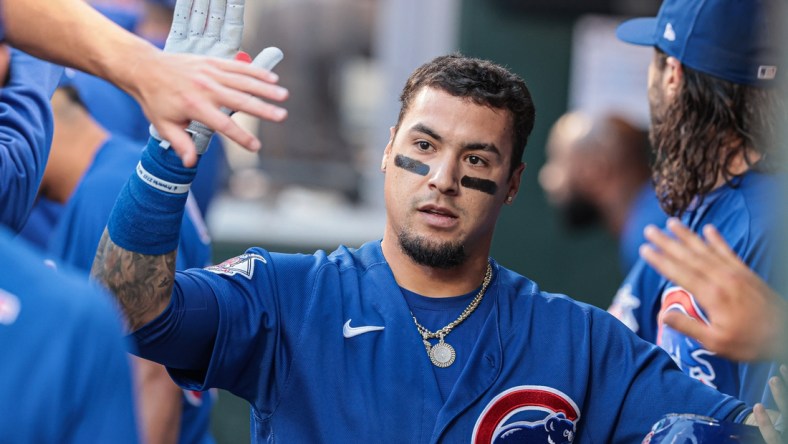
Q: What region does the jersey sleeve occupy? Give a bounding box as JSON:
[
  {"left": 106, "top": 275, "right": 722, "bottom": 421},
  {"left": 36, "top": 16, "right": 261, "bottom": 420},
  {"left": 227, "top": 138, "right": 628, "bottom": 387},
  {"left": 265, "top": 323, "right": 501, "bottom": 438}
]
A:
[
  {"left": 132, "top": 247, "right": 322, "bottom": 410},
  {"left": 0, "top": 49, "right": 63, "bottom": 231},
  {"left": 584, "top": 308, "right": 747, "bottom": 441}
]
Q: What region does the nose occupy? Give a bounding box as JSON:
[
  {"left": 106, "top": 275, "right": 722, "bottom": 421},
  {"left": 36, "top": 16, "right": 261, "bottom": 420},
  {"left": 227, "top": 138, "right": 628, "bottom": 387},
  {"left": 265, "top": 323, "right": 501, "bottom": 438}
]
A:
[{"left": 428, "top": 157, "right": 460, "bottom": 195}]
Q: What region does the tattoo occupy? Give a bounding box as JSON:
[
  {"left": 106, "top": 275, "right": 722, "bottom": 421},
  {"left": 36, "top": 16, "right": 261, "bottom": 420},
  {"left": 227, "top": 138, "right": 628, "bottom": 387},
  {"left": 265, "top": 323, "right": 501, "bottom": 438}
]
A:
[
  {"left": 90, "top": 228, "right": 176, "bottom": 331},
  {"left": 395, "top": 154, "right": 430, "bottom": 176},
  {"left": 461, "top": 176, "right": 498, "bottom": 195}
]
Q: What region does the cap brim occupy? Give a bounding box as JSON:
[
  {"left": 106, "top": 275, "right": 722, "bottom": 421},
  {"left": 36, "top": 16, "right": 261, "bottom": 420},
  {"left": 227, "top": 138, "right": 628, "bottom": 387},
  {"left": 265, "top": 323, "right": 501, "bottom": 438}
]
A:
[{"left": 616, "top": 17, "right": 658, "bottom": 46}]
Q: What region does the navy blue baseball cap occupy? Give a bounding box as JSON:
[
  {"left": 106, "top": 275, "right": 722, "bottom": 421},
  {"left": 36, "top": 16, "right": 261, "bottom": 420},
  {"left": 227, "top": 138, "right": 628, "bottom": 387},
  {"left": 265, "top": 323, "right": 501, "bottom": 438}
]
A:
[{"left": 616, "top": 0, "right": 780, "bottom": 86}]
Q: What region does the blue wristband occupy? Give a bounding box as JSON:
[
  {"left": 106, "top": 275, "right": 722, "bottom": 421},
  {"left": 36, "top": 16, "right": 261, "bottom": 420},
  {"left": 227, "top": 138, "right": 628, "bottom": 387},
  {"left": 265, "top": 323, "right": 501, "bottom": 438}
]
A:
[{"left": 107, "top": 137, "right": 198, "bottom": 255}]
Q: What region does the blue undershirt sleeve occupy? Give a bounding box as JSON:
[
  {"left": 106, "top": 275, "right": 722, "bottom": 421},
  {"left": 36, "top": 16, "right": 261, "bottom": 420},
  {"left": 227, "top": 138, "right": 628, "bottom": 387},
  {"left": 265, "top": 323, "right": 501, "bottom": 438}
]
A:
[
  {"left": 131, "top": 270, "right": 219, "bottom": 381},
  {"left": 0, "top": 49, "right": 63, "bottom": 231}
]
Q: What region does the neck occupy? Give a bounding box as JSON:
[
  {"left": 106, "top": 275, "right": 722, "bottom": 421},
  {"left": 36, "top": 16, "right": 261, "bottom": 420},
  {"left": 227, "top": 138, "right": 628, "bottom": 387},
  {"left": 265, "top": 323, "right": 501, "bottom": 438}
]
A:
[
  {"left": 713, "top": 147, "right": 761, "bottom": 189},
  {"left": 381, "top": 229, "right": 491, "bottom": 298}
]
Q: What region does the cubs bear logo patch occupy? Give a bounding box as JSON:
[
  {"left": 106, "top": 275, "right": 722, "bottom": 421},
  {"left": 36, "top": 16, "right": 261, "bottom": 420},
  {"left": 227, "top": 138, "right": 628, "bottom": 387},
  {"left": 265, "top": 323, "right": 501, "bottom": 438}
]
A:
[
  {"left": 205, "top": 253, "right": 267, "bottom": 279},
  {"left": 473, "top": 385, "right": 580, "bottom": 443}
]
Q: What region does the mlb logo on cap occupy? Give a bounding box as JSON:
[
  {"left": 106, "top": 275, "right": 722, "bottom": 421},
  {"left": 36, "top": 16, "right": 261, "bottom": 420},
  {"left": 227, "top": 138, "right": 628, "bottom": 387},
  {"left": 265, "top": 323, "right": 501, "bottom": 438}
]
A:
[{"left": 616, "top": 0, "right": 781, "bottom": 86}]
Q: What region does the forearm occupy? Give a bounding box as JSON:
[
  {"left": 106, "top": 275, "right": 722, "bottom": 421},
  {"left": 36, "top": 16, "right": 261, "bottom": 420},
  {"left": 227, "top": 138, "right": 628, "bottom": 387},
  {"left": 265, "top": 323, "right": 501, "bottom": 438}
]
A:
[
  {"left": 2, "top": 0, "right": 158, "bottom": 94},
  {"left": 91, "top": 228, "right": 176, "bottom": 331},
  {"left": 133, "top": 357, "right": 182, "bottom": 444}
]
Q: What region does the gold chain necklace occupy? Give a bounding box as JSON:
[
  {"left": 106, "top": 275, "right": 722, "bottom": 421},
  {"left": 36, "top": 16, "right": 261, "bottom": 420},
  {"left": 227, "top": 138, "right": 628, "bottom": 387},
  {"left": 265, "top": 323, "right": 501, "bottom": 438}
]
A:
[{"left": 410, "top": 262, "right": 493, "bottom": 368}]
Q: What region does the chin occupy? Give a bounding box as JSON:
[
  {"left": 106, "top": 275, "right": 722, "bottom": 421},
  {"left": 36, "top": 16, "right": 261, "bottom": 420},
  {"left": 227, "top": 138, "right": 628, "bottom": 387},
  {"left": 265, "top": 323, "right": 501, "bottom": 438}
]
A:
[{"left": 398, "top": 230, "right": 467, "bottom": 269}]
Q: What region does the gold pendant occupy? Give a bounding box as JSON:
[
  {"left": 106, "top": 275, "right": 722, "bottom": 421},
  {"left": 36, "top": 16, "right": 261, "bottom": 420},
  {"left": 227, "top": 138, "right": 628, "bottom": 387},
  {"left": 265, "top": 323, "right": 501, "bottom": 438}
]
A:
[{"left": 429, "top": 339, "right": 456, "bottom": 368}]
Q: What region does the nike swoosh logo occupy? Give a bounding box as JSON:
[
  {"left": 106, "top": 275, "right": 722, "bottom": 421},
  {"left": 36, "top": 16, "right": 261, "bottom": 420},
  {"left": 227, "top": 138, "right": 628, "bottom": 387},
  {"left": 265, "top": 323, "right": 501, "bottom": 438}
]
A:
[{"left": 343, "top": 319, "right": 385, "bottom": 338}]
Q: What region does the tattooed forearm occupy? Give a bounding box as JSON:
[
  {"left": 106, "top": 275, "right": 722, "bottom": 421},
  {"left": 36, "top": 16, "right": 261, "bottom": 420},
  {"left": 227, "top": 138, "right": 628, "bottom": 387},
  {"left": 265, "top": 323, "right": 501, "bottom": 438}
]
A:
[{"left": 91, "top": 228, "right": 176, "bottom": 331}]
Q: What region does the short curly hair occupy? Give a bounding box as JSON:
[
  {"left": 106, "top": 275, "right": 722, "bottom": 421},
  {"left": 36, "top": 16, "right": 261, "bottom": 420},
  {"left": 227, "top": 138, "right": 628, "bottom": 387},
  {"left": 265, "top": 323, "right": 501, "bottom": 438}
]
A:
[{"left": 395, "top": 54, "right": 536, "bottom": 177}]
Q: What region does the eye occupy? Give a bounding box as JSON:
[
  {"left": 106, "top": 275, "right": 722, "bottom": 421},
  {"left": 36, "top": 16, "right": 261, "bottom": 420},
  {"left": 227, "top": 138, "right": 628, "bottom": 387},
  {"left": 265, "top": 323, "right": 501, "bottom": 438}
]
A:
[
  {"left": 467, "top": 155, "right": 487, "bottom": 166},
  {"left": 417, "top": 141, "right": 432, "bottom": 151}
]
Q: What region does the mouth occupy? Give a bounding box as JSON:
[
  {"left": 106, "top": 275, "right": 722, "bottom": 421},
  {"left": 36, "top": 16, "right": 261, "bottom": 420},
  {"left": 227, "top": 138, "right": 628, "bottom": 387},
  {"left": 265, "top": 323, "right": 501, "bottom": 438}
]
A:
[{"left": 418, "top": 205, "right": 458, "bottom": 228}]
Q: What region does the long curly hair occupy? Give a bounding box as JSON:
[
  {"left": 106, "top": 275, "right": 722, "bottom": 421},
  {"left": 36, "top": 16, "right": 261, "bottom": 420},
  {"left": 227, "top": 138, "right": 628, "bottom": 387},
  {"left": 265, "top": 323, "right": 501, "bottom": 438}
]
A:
[{"left": 650, "top": 49, "right": 786, "bottom": 216}]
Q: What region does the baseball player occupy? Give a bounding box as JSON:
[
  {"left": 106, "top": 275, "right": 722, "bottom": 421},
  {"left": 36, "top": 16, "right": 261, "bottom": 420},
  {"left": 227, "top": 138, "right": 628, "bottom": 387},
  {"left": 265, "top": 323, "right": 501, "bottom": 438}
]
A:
[
  {"left": 0, "top": 225, "right": 138, "bottom": 442},
  {"left": 0, "top": 48, "right": 63, "bottom": 231},
  {"left": 539, "top": 111, "right": 666, "bottom": 273},
  {"left": 34, "top": 82, "right": 215, "bottom": 444},
  {"left": 89, "top": 0, "right": 779, "bottom": 440},
  {"left": 609, "top": 0, "right": 785, "bottom": 409}
]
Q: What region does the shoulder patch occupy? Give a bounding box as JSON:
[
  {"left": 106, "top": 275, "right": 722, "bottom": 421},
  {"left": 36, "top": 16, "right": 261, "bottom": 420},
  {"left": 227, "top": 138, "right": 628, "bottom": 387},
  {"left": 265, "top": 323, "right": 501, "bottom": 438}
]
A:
[{"left": 205, "top": 253, "right": 267, "bottom": 279}]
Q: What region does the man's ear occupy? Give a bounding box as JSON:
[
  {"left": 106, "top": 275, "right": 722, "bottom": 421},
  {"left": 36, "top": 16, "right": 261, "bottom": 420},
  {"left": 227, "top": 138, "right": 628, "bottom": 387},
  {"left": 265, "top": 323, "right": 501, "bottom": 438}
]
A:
[
  {"left": 663, "top": 56, "right": 684, "bottom": 100},
  {"left": 505, "top": 162, "right": 526, "bottom": 204},
  {"left": 381, "top": 126, "right": 396, "bottom": 172}
]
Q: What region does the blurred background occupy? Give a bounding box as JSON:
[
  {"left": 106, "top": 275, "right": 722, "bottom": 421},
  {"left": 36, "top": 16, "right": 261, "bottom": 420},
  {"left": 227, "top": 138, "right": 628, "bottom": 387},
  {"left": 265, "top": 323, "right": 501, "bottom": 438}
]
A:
[{"left": 93, "top": 0, "right": 666, "bottom": 441}]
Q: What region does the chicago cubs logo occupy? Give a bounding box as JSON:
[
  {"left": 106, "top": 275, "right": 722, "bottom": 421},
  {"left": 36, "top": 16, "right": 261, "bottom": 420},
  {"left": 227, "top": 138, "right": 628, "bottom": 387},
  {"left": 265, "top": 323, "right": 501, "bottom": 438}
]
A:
[
  {"left": 205, "top": 253, "right": 267, "bottom": 279},
  {"left": 473, "top": 386, "right": 580, "bottom": 444},
  {"left": 657, "top": 287, "right": 718, "bottom": 388}
]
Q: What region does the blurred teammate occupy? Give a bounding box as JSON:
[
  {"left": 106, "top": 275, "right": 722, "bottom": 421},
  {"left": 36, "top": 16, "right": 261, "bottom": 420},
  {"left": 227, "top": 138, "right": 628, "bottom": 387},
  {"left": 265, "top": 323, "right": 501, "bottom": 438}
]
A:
[
  {"left": 609, "top": 0, "right": 786, "bottom": 409},
  {"left": 540, "top": 111, "right": 666, "bottom": 273},
  {"left": 34, "top": 82, "right": 215, "bottom": 444},
  {"left": 0, "top": 40, "right": 137, "bottom": 444},
  {"left": 90, "top": 0, "right": 781, "bottom": 440}
]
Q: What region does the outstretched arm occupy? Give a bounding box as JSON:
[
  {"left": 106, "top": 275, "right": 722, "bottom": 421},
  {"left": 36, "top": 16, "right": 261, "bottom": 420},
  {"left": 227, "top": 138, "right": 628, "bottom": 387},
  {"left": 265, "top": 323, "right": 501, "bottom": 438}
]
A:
[
  {"left": 2, "top": 0, "right": 287, "bottom": 166},
  {"left": 91, "top": 0, "right": 283, "bottom": 330},
  {"left": 640, "top": 218, "right": 788, "bottom": 362},
  {"left": 92, "top": 231, "right": 176, "bottom": 330}
]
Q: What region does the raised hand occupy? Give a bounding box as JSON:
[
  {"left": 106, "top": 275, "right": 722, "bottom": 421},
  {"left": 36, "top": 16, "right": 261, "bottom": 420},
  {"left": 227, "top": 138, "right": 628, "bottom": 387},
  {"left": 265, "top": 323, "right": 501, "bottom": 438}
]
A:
[{"left": 640, "top": 218, "right": 787, "bottom": 362}]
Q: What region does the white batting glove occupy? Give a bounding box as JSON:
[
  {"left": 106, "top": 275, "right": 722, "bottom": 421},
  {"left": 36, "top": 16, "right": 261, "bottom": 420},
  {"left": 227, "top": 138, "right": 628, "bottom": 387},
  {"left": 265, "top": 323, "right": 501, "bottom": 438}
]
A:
[
  {"left": 150, "top": 0, "right": 283, "bottom": 154},
  {"left": 183, "top": 48, "right": 284, "bottom": 153}
]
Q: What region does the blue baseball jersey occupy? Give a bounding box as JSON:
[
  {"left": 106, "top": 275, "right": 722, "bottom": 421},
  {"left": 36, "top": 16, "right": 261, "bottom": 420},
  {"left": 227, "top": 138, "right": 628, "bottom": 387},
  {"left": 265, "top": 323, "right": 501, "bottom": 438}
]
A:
[
  {"left": 132, "top": 241, "right": 748, "bottom": 443},
  {"left": 0, "top": 49, "right": 63, "bottom": 232},
  {"left": 610, "top": 170, "right": 784, "bottom": 407},
  {"left": 17, "top": 197, "right": 64, "bottom": 250},
  {"left": 0, "top": 226, "right": 138, "bottom": 443},
  {"left": 619, "top": 183, "right": 667, "bottom": 274},
  {"left": 42, "top": 135, "right": 215, "bottom": 444}
]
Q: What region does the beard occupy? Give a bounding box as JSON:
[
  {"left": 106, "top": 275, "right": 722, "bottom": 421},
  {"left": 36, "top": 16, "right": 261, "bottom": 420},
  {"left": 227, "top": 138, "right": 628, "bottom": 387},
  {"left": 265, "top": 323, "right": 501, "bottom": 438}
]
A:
[
  {"left": 398, "top": 229, "right": 466, "bottom": 269},
  {"left": 559, "top": 194, "right": 601, "bottom": 230}
]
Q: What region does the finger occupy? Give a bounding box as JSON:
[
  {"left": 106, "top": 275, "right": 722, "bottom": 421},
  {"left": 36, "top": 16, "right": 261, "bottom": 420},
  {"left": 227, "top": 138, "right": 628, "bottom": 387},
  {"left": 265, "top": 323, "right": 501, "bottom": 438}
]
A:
[
  {"left": 703, "top": 224, "right": 742, "bottom": 267},
  {"left": 252, "top": 47, "right": 285, "bottom": 71},
  {"left": 156, "top": 123, "right": 198, "bottom": 167},
  {"left": 206, "top": 69, "right": 289, "bottom": 103},
  {"left": 754, "top": 404, "right": 782, "bottom": 444},
  {"left": 666, "top": 218, "right": 717, "bottom": 260},
  {"left": 209, "top": 57, "right": 280, "bottom": 83},
  {"left": 772, "top": 372, "right": 788, "bottom": 418},
  {"left": 640, "top": 230, "right": 706, "bottom": 286},
  {"left": 188, "top": 0, "right": 211, "bottom": 37},
  {"left": 204, "top": 0, "right": 227, "bottom": 38},
  {"left": 192, "top": 104, "right": 262, "bottom": 152},
  {"left": 221, "top": 0, "right": 245, "bottom": 49},
  {"left": 169, "top": 0, "right": 194, "bottom": 42},
  {"left": 662, "top": 311, "right": 709, "bottom": 344}
]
